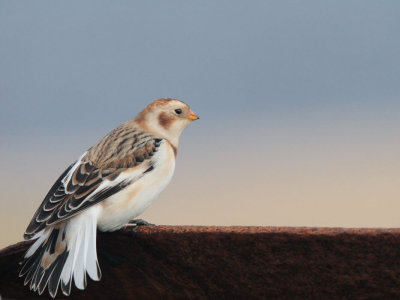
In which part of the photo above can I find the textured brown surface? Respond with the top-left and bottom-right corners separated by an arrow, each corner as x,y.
1,226 -> 400,299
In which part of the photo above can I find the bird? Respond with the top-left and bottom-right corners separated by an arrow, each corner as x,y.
19,98 -> 199,298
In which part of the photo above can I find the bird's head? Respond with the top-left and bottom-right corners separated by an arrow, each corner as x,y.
135,98 -> 199,146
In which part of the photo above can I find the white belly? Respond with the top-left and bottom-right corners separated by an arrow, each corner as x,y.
96,141 -> 175,231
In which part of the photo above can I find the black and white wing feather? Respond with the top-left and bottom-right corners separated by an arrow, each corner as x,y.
24,130 -> 163,239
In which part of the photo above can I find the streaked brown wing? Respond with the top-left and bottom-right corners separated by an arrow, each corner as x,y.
24,136 -> 163,239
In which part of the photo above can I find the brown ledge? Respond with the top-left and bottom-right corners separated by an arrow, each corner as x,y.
1,226 -> 400,299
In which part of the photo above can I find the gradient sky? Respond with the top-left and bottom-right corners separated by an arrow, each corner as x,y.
1,1 -> 400,248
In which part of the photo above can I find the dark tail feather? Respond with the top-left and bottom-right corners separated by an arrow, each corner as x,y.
19,227 -> 69,298
61,275 -> 73,296
47,251 -> 69,297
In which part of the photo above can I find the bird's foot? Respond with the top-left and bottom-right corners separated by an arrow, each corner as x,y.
128,219 -> 155,226
127,219 -> 155,238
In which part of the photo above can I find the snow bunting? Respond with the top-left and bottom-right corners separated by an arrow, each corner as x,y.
19,98 -> 199,297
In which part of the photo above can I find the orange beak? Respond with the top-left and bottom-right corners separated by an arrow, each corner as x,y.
188,111 -> 199,121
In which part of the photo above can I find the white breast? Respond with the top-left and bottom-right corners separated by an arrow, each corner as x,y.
96,140 -> 175,231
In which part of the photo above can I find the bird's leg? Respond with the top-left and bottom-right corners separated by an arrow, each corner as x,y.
127,219 -> 156,238
128,219 -> 155,226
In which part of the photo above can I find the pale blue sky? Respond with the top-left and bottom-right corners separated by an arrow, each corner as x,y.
1,1 -> 399,137
1,1 -> 400,247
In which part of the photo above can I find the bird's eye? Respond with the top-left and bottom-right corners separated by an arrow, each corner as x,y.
175,109 -> 182,115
